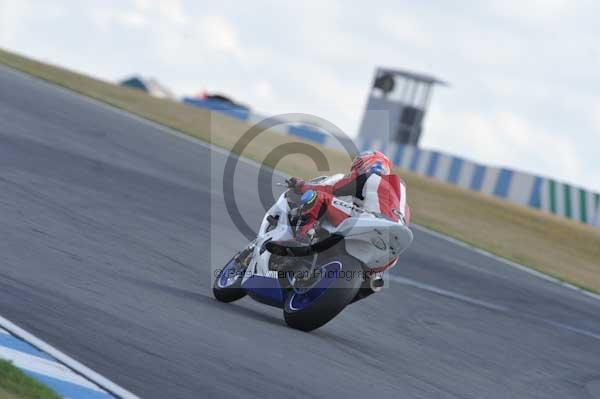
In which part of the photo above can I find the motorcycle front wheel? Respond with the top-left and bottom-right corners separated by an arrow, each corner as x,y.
213,255 -> 247,303
283,254 -> 362,331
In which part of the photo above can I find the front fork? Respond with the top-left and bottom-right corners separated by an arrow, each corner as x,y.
235,241 -> 256,269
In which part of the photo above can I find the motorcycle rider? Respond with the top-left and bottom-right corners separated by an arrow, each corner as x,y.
287,150 -> 410,271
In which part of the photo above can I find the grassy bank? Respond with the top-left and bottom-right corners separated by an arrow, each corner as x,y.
1,47 -> 599,292
0,360 -> 62,399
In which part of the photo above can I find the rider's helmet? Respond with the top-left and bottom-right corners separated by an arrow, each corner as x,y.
299,190 -> 318,209
350,150 -> 392,176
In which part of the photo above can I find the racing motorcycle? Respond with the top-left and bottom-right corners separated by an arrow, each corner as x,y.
213,175 -> 414,331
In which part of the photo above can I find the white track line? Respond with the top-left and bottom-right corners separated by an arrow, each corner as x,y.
0,315 -> 139,399
390,275 -> 600,341
412,224 -> 600,302
388,275 -> 508,312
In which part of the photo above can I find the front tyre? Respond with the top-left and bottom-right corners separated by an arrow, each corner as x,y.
283,254 -> 362,331
213,256 -> 246,303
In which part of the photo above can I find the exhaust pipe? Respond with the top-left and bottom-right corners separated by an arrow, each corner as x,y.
369,275 -> 384,292
351,274 -> 385,304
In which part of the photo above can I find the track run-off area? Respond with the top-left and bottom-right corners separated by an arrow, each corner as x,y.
1,65 -> 600,398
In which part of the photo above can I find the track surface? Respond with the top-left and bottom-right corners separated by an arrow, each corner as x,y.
1,65 -> 600,399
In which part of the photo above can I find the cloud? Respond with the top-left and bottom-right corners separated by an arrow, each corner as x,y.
89,8 -> 149,31
252,79 -> 274,102
426,107 -> 585,186
0,1 -> 67,45
487,0 -> 570,24
378,11 -> 434,49
197,15 -> 244,59
0,1 -> 24,45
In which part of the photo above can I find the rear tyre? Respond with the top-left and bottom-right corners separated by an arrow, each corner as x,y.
283,254 -> 362,331
213,256 -> 246,303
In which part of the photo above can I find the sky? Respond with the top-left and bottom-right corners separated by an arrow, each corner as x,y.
1,0 -> 599,191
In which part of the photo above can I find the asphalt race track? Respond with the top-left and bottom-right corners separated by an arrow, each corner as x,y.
1,65 -> 600,399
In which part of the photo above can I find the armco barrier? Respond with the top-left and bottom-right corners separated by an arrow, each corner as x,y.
360,139 -> 600,227
181,98 -> 600,227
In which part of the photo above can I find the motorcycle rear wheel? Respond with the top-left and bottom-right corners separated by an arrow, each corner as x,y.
283,254 -> 362,331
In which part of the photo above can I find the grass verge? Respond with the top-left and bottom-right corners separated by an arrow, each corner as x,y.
0,359 -> 62,399
1,47 -> 599,293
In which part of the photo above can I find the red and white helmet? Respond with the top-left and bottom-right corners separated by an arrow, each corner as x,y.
350,150 -> 392,175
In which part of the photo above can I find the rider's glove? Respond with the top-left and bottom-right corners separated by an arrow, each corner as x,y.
286,177 -> 305,193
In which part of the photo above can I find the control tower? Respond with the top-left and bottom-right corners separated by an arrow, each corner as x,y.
357,67 -> 446,148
